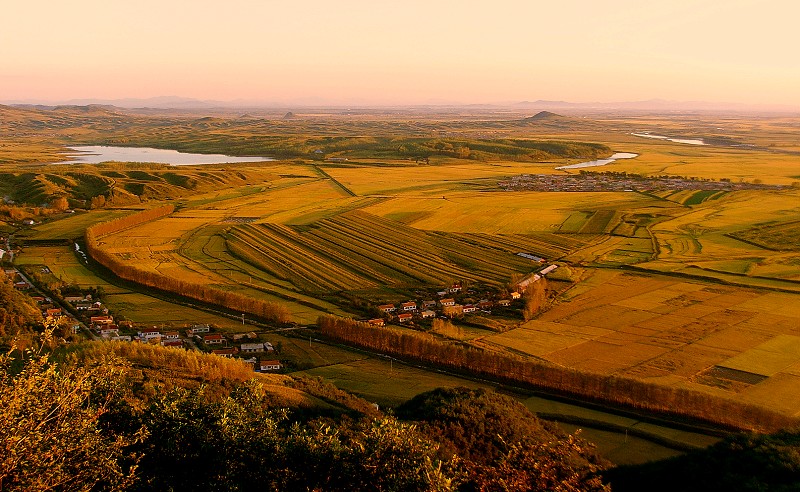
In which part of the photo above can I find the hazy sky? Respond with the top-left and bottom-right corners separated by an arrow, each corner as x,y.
2,0 -> 798,106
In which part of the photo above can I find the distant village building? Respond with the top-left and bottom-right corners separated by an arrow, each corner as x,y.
212,348 -> 237,357
397,313 -> 413,323
100,327 -> 120,338
539,264 -> 559,276
378,304 -> 396,313
515,274 -> 542,293
462,305 -> 478,314
191,324 -> 211,334
138,328 -> 162,341
259,360 -> 283,371
497,299 -> 512,307
517,253 -> 546,263
421,310 -> 436,319
440,298 -> 456,307
401,301 -> 417,312
203,334 -> 224,345
368,318 -> 385,327
162,339 -> 184,348
93,316 -> 115,326
240,343 -> 266,353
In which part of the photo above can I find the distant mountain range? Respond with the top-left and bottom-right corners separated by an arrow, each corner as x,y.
3,96 -> 798,113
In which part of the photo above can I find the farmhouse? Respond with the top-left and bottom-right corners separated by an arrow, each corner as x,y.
423,300 -> 437,308
111,335 -> 132,342
378,304 -> 396,313
100,327 -> 119,338
191,324 -> 211,334
203,334 -> 224,345
240,343 -> 266,353
93,316 -> 115,325
440,298 -> 455,307
212,348 -> 237,358
397,313 -> 413,323
401,301 -> 418,312
463,305 -> 478,314
510,292 -> 521,300
497,299 -> 512,307
138,328 -> 161,339
163,331 -> 180,340
517,253 -> 546,263
515,274 -> 542,292
421,310 -> 436,319
162,339 -> 184,348
368,318 -> 385,327
46,308 -> 62,317
259,360 -> 283,371
539,264 -> 559,276
478,300 -> 493,310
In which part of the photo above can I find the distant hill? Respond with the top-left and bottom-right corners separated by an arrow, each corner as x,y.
521,110 -> 563,121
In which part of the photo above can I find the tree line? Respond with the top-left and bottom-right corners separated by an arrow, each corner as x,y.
85,206 -> 291,324
317,315 -> 796,433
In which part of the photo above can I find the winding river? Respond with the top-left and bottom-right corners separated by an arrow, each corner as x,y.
555,152 -> 639,170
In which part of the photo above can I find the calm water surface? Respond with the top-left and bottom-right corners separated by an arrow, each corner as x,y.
632,133 -> 706,145
555,152 -> 639,170
61,146 -> 273,165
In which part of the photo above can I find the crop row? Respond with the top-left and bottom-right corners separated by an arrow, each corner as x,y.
224,210 -> 537,294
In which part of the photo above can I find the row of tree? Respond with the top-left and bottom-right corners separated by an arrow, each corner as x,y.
317,315 -> 796,433
85,207 -> 291,324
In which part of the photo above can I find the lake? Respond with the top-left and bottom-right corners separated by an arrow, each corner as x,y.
60,146 -> 273,166
632,133 -> 706,145
555,152 -> 639,170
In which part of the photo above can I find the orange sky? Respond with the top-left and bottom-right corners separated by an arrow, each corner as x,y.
2,0 -> 798,107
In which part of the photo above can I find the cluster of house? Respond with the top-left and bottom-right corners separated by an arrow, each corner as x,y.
189,325 -> 283,372
371,283 -> 517,325
499,173 -> 785,193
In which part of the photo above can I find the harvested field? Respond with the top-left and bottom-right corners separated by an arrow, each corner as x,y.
480,269 -> 800,415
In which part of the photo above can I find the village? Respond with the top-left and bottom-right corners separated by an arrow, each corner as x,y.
498,172 -> 786,193
2,267 -> 284,373
366,263 -> 558,328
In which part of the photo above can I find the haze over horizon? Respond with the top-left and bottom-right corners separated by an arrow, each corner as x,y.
2,0 -> 798,109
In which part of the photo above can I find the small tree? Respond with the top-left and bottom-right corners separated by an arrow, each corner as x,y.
0,327 -> 142,491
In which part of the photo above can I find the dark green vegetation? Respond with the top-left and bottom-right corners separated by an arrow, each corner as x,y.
730,220 -> 800,252
606,430 -> 800,491
2,329 -> 609,492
